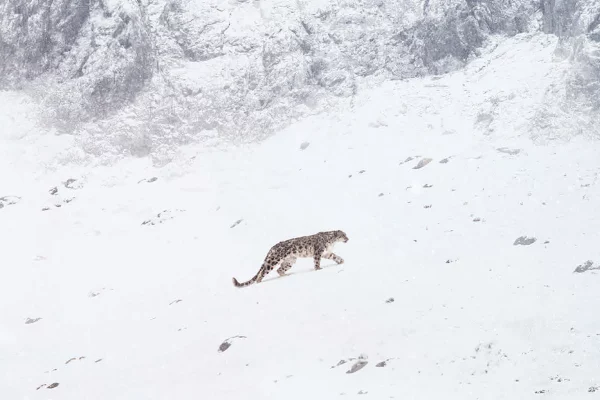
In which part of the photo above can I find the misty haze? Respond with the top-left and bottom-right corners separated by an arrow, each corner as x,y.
1,0 -> 599,398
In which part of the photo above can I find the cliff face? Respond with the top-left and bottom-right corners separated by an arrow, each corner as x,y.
532,0 -> 600,142
0,0 -> 153,123
1,0 -> 599,163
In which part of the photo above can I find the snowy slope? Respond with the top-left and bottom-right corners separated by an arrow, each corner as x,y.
2,32 -> 600,399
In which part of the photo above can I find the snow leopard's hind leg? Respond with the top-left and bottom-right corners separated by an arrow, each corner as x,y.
277,255 -> 297,276
255,252 -> 283,283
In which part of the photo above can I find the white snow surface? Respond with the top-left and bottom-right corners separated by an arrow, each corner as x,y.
1,33 -> 600,399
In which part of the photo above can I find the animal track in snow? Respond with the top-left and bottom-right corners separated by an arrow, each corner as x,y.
0,195 -> 20,209
142,209 -> 185,226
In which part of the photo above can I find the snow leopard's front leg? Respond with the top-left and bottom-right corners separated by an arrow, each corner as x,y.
322,252 -> 344,264
313,248 -> 324,270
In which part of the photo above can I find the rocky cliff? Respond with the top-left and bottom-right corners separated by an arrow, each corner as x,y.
1,0 -> 599,164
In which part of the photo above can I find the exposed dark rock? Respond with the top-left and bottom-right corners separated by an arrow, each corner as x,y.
413,158 -> 433,169
218,341 -> 231,353
138,177 -> 158,184
573,260 -> 600,273
218,335 -> 247,353
346,358 -> 368,374
513,236 -> 537,246
230,219 -> 243,228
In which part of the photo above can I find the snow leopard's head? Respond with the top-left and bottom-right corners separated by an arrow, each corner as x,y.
333,230 -> 349,243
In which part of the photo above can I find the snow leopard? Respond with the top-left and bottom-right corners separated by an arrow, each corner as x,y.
232,230 -> 349,288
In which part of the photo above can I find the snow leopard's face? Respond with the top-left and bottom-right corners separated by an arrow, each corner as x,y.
334,230 -> 349,243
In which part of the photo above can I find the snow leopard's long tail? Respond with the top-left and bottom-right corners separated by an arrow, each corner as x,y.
232,265 -> 265,288
233,249 -> 279,288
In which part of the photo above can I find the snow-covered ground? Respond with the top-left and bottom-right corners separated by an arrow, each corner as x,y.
2,32 -> 600,399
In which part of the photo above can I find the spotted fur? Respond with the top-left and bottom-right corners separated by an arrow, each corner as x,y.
232,230 -> 349,288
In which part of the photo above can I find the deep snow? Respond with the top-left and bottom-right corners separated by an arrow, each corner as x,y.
1,32 -> 600,399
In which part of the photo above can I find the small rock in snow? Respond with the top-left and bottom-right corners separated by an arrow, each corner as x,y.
573,260 -> 600,273
230,219 -> 243,228
513,236 -> 536,246
300,141 -> 310,150
385,297 -> 394,303
218,341 -> 232,352
335,359 -> 348,367
25,317 -> 42,325
63,178 -> 82,189
413,158 -> 433,169
218,335 -> 247,353
138,177 -> 158,184
497,147 -> 521,155
0,195 -> 20,209
346,359 -> 368,374
47,383 -> 59,389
